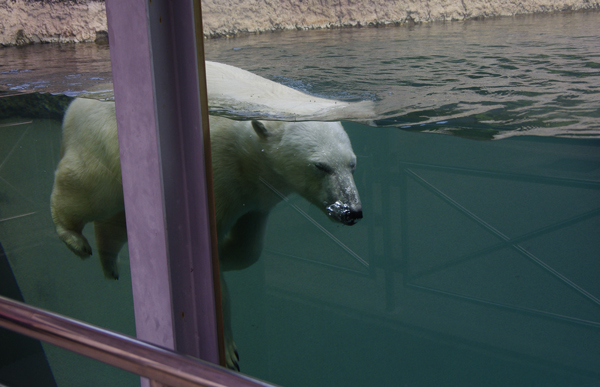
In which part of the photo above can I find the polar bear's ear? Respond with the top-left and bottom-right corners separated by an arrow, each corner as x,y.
252,120 -> 269,139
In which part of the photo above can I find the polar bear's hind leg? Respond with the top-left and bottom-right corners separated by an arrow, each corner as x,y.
94,211 -> 127,280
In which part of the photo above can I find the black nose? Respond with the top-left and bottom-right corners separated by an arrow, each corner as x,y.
350,209 -> 363,220
344,207 -> 362,225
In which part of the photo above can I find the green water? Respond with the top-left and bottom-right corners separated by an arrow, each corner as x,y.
226,123 -> 600,386
0,118 -> 137,386
1,10 -> 600,387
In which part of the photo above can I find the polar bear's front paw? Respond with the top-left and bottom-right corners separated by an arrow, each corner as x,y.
225,337 -> 240,371
59,230 -> 93,258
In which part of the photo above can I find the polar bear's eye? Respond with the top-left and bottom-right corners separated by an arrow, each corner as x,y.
314,162 -> 333,174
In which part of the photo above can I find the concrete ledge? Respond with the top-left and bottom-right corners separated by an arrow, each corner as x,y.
1,0 -> 599,45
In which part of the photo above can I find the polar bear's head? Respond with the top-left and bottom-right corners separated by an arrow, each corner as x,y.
252,120 -> 363,226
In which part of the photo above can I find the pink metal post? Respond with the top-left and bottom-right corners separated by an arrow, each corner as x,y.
104,0 -> 222,381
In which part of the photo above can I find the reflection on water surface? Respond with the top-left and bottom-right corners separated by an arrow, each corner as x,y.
1,11 -> 599,138
204,11 -> 600,138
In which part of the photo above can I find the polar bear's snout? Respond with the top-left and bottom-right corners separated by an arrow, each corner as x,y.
326,200 -> 363,225
341,203 -> 363,225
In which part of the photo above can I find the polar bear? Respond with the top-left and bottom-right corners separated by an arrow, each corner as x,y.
50,98 -> 362,370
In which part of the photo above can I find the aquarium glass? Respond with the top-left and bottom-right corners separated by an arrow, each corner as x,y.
1,9 -> 599,387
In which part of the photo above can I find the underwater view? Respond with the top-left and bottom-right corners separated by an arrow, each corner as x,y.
1,10 -> 599,387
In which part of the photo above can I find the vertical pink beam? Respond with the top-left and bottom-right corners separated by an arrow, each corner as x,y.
105,0 -> 174,351
105,1 -> 222,382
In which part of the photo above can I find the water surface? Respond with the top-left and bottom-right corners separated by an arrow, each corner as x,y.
1,11 -> 599,139
203,11 -> 600,139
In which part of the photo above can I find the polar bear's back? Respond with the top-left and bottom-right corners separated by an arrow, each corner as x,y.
206,61 -> 374,122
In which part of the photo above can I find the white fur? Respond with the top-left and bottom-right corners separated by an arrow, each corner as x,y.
206,61 -> 374,122
50,98 -> 124,266
50,98 -> 362,370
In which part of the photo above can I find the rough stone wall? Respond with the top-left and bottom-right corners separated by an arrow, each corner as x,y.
201,0 -> 600,37
1,0 -> 599,45
0,0 -> 107,45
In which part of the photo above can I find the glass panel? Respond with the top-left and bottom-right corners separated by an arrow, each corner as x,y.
1,332 -> 137,387
205,10 -> 600,387
1,336 -> 144,387
4,7 -> 599,386
228,125 -> 600,386
0,43 -> 135,387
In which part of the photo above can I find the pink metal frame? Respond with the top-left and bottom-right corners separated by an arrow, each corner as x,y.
105,0 -> 223,375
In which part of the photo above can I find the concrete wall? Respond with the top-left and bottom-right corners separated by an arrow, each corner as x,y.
1,0 -> 599,45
